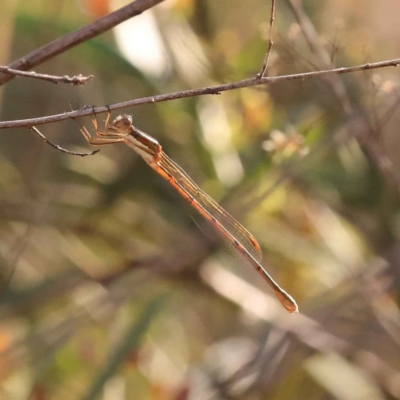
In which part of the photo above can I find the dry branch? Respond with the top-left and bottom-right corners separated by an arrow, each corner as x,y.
1,58 -> 400,129
258,0 -> 276,77
0,0 -> 166,86
0,66 -> 93,85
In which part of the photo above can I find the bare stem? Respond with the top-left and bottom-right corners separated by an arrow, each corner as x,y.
258,0 -> 276,77
1,57 -> 400,129
0,0 -> 166,86
286,0 -> 400,194
0,66 -> 93,85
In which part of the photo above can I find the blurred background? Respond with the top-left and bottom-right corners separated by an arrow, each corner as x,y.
1,0 -> 400,399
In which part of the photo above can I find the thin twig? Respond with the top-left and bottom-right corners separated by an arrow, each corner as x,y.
0,0 -> 166,86
31,126 -> 99,157
277,32 -> 320,71
1,225 -> 33,290
286,0 -> 400,193
379,93 -> 400,130
286,0 -> 330,66
287,0 -> 353,115
0,66 -> 93,85
1,57 -> 400,129
0,67 -> 93,85
201,264 -> 400,399
258,0 -> 276,77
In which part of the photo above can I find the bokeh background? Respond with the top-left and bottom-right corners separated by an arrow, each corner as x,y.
1,0 -> 400,399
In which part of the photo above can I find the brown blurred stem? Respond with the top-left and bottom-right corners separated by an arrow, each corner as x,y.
258,0 -> 276,77
286,0 -> 400,193
0,0 -> 166,86
286,0 -> 352,114
0,66 -> 93,85
1,57 -> 400,129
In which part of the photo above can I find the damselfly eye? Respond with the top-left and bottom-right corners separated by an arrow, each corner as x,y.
112,115 -> 132,132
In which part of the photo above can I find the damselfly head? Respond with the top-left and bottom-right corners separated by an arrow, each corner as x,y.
113,114 -> 133,132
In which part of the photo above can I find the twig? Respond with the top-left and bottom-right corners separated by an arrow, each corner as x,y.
2,225 -> 33,290
379,93 -> 400,131
286,0 -> 352,115
201,264 -> 400,399
31,126 -> 99,157
286,0 -> 331,66
258,0 -> 276,77
286,0 -> 400,193
277,32 -> 320,71
0,66 -> 93,85
1,57 -> 400,129
0,0 -> 166,86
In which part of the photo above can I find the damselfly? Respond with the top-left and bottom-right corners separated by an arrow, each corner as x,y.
79,112 -> 298,313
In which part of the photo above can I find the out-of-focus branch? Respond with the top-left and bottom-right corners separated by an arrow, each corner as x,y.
0,66 -> 93,85
2,57 -> 400,129
286,0 -> 400,195
201,263 -> 400,399
286,0 -> 352,114
0,0 -> 166,86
